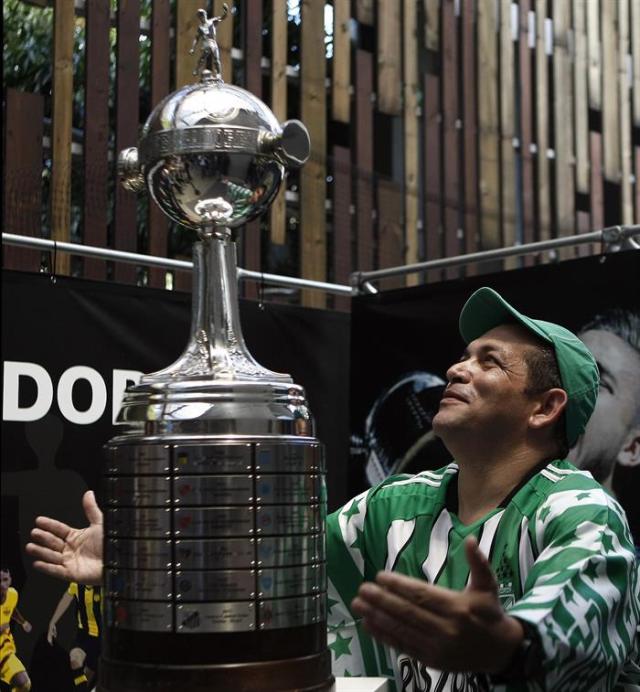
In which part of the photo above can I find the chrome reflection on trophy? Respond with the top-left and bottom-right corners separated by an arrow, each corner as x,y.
100,9 -> 332,692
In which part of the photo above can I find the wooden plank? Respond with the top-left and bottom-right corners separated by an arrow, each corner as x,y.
176,0 -> 202,89
477,0 -> 501,253
404,0 -> 419,284
300,0 -> 327,308
269,0 -> 288,245
552,0 -> 575,258
356,0 -> 374,25
3,90 -> 44,272
442,0 -> 462,277
500,0 -> 517,269
114,0 -> 140,285
377,1 -> 401,114
602,0 -> 620,181
332,146 -> 352,311
147,0 -> 171,289
355,50 -> 374,273
424,0 -> 440,51
535,0 -> 551,244
573,0 -> 589,195
619,0 -> 633,224
83,0 -> 110,281
243,0 -> 263,300
576,210 -> 591,257
332,0 -> 351,123
632,0 -> 640,126
586,0 -> 601,110
518,0 -> 536,264
590,131 -> 604,231
462,0 -> 479,272
51,0 -> 75,276
377,179 -> 404,291
424,72 -> 443,280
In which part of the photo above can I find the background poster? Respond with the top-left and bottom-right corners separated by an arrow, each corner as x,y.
1,271 -> 350,686
349,251 -> 640,547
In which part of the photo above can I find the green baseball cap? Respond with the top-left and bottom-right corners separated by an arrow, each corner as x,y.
458,287 -> 599,447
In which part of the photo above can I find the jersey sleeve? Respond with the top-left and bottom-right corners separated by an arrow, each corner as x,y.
325,485 -> 398,679
507,485 -> 640,691
67,582 -> 78,598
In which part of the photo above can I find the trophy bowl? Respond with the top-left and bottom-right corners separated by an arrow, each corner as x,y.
120,75 -> 310,231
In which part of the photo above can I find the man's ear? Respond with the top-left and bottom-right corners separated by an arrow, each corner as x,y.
529,388 -> 568,431
617,427 -> 640,468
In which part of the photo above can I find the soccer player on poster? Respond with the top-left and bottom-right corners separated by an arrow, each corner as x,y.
47,582 -> 102,692
26,288 -> 640,690
1,567 -> 32,692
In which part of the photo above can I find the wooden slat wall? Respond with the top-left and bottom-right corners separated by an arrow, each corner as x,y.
332,0 -> 351,124
3,90 -> 44,272
147,0 -> 171,289
535,0 -> 552,245
403,0 -> 419,283
462,1 -> 479,269
500,0 -> 517,270
332,146 -> 352,311
243,0 -> 263,300
6,0 -> 640,301
113,0 -> 140,284
269,0 -> 287,245
377,1 -> 401,115
553,0 -> 575,260
300,0 -> 327,309
355,50 -> 374,273
518,0 -> 535,265
442,0 -> 461,278
51,0 -> 74,276
477,0 -> 501,253
83,0 -> 110,281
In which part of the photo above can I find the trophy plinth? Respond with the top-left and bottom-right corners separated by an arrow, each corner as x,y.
100,10 -> 332,691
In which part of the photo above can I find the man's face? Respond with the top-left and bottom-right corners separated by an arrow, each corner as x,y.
569,329 -> 640,481
0,570 -> 11,594
432,323 -> 542,445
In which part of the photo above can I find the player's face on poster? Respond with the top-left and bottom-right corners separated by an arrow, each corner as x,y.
433,324 -> 537,441
569,329 -> 640,481
0,570 -> 11,593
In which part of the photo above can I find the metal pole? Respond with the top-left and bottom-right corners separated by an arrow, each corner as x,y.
352,225 -> 640,287
1,233 -> 353,296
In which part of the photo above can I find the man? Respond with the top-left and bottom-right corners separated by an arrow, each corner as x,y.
569,309 -> 640,491
47,582 -> 102,691
0,568 -> 32,692
25,288 -> 640,690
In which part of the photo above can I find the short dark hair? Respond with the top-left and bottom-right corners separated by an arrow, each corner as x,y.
522,342 -> 569,459
580,308 -> 640,353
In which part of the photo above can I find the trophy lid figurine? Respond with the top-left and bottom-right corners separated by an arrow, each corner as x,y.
104,8 -> 332,692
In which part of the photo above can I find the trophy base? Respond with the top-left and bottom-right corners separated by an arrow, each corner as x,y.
98,650 -> 335,692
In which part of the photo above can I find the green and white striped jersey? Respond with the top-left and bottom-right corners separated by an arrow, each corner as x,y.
326,460 -> 640,691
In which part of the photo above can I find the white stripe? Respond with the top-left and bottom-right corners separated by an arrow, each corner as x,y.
540,468 -> 562,482
466,510 -> 505,586
518,516 -> 535,592
385,519 -> 417,571
422,509 -> 453,582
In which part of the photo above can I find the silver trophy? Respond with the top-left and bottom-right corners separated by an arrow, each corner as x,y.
104,10 -> 332,691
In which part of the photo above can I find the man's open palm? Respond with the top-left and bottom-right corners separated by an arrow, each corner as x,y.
26,490 -> 104,586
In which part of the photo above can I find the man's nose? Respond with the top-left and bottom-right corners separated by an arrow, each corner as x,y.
446,359 -> 471,383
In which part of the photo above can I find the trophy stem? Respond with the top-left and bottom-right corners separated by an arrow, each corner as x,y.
141,229 -> 290,384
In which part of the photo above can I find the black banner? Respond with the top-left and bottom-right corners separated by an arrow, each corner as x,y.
1,271 -> 350,685
349,251 -> 640,546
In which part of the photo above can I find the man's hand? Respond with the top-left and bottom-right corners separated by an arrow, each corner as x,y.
47,623 -> 57,645
21,621 -> 32,634
25,491 -> 104,586
351,536 -> 524,674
